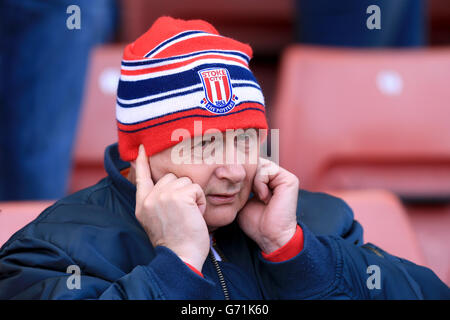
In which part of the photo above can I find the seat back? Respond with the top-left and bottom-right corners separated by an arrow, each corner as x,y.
328,189 -> 426,266
0,201 -> 55,248
407,203 -> 450,286
272,46 -> 450,200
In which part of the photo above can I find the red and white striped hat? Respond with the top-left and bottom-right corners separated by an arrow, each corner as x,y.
116,16 -> 268,161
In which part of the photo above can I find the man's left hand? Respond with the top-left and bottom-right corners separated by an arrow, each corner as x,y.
238,157 -> 299,254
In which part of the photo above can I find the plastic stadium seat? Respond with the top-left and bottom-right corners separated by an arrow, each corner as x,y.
272,46 -> 450,200
69,45 -> 125,193
272,46 -> 450,286
0,201 -> 55,248
329,189 -> 425,265
330,189 -> 450,286
407,203 -> 450,286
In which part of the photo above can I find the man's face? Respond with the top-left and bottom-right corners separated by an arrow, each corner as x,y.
147,130 -> 260,231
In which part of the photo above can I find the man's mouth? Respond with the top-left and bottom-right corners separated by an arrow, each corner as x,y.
207,192 -> 238,205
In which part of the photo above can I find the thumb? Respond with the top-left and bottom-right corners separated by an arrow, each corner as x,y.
135,144 -> 154,205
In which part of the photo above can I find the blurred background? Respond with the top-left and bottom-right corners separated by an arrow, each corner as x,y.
1,0 -> 449,286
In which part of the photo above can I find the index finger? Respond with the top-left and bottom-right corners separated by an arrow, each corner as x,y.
135,144 -> 154,204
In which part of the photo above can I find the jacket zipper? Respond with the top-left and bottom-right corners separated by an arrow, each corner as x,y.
210,238 -> 230,300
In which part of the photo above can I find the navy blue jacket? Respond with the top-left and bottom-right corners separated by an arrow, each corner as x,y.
0,144 -> 449,299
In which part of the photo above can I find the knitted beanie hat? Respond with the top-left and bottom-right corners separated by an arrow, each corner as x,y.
116,16 -> 268,161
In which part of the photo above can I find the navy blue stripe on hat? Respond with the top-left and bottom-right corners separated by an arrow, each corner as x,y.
123,50 -> 250,67
143,30 -> 208,58
117,63 -> 258,101
117,82 -> 261,109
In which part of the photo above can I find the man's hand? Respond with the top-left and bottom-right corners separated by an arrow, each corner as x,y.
134,145 -> 210,271
238,158 -> 299,254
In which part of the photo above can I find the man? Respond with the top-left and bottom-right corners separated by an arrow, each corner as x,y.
0,17 -> 449,299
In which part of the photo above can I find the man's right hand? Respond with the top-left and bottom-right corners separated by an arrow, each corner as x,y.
134,144 -> 210,272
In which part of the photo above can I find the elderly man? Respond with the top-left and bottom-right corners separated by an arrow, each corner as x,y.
0,17 -> 448,300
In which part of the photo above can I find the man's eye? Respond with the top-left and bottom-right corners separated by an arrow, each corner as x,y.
235,134 -> 245,143
235,134 -> 251,149
193,140 -> 210,149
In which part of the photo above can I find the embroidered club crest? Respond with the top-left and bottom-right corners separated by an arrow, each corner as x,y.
198,68 -> 238,114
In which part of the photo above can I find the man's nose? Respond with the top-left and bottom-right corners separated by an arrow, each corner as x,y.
214,164 -> 246,184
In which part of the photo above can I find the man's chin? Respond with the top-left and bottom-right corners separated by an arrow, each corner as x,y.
204,206 -> 239,232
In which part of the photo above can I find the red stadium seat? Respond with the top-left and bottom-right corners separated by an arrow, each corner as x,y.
328,189 -> 425,266
272,46 -> 450,200
331,189 -> 450,285
69,45 -> 125,193
0,201 -> 55,248
407,203 -> 450,286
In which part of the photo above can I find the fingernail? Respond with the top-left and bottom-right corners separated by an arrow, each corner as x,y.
137,145 -> 144,159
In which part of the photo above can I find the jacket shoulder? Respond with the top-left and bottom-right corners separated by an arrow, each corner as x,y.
297,189 -> 363,244
2,178 -> 132,248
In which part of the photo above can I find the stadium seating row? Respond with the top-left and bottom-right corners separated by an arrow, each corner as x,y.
271,46 -> 450,285
273,46 -> 450,199
117,0 -> 450,50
